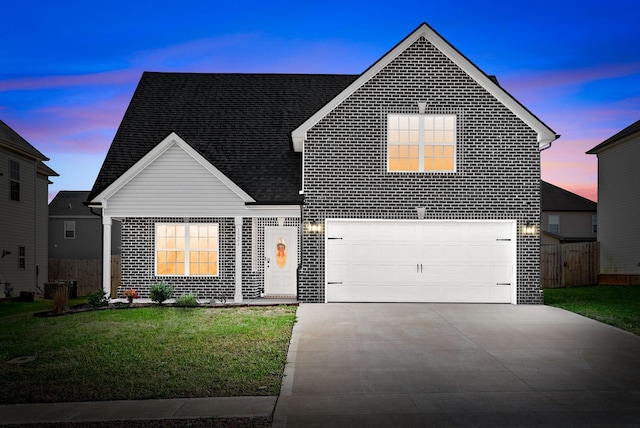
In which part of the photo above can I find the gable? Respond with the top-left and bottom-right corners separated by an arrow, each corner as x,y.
92,133 -> 254,217
292,22 -> 558,151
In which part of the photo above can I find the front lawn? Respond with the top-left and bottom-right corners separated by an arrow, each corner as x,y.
0,300 -> 296,404
544,284 -> 640,335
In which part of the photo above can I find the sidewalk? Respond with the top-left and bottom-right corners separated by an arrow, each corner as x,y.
0,397 -> 276,425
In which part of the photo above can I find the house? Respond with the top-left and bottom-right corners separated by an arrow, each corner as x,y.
0,119 -> 58,298
88,23 -> 558,304
540,181 -> 597,245
587,119 -> 640,285
49,190 -> 121,259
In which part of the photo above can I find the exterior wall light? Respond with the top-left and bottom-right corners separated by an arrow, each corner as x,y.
416,207 -> 426,220
522,222 -> 537,235
306,221 -> 323,233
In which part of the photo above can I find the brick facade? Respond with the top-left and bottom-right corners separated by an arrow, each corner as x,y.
299,36 -> 543,304
119,216 -> 300,300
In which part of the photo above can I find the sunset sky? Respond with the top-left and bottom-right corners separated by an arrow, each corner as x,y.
2,0 -> 639,202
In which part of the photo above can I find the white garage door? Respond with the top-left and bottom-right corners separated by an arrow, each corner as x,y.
325,219 -> 516,303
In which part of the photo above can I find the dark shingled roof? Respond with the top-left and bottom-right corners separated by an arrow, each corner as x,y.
0,118 -> 49,160
49,191 -> 93,216
541,181 -> 596,211
89,72 -> 359,203
587,118 -> 640,154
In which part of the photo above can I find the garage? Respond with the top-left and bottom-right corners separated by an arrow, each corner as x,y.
325,219 -> 516,303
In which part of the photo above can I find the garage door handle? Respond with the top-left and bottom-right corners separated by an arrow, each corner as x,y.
496,283 -> 511,285
328,237 -> 343,240
328,282 -> 343,285
417,264 -> 423,273
496,238 -> 511,241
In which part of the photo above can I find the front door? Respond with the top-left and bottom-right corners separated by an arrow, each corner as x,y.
264,226 -> 298,297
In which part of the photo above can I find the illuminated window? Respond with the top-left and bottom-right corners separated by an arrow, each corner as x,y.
388,114 -> 456,172
155,223 -> 218,276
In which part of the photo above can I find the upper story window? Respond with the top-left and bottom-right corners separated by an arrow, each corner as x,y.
387,114 -> 456,172
9,160 -> 20,201
548,215 -> 560,234
592,215 -> 597,233
155,223 -> 219,276
64,221 -> 76,239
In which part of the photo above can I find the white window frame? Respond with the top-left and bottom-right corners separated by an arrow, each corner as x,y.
18,246 -> 26,270
64,221 -> 76,239
387,113 -> 457,173
155,223 -> 219,277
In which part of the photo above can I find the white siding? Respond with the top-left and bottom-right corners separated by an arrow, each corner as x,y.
105,144 -> 248,217
598,138 -> 640,274
35,172 -> 49,291
0,149 -> 42,294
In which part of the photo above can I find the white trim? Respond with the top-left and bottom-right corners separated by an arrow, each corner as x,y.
234,217 -> 243,303
292,23 -> 557,152
102,216 -> 112,297
90,132 -> 255,205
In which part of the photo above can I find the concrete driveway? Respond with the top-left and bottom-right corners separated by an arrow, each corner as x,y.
273,303 -> 640,427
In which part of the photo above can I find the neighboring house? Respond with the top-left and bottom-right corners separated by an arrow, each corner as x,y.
49,191 -> 121,259
587,119 -> 640,285
88,23 -> 558,304
0,119 -> 58,297
540,181 -> 597,245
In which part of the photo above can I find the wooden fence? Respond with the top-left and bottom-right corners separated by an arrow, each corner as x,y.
541,242 -> 599,288
48,256 -> 121,297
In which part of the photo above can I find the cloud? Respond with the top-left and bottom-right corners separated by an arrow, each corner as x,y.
0,68 -> 140,92
3,91 -> 133,155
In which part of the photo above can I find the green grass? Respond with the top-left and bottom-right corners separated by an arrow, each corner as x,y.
544,285 -> 640,335
0,301 -> 296,404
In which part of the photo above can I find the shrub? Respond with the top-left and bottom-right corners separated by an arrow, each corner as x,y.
122,289 -> 139,299
87,287 -> 108,308
150,282 -> 174,304
174,293 -> 199,307
51,286 -> 69,314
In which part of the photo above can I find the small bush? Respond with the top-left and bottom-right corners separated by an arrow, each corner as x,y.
150,282 -> 174,304
175,293 -> 199,307
87,288 -> 109,307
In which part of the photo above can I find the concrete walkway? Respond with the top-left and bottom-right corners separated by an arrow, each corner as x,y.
0,397 -> 275,424
273,303 -> 640,427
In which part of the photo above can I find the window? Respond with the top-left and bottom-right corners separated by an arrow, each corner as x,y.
548,215 -> 559,234
155,223 -> 219,276
9,160 -> 20,201
64,221 -> 76,239
388,114 -> 456,172
592,215 -> 597,233
18,246 -> 25,270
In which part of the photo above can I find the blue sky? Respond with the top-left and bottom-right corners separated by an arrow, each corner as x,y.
1,0 -> 639,202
